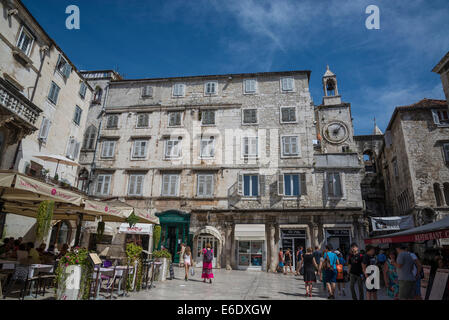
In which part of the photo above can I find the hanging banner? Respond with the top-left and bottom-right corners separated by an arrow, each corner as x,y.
119,223 -> 153,235
371,215 -> 414,232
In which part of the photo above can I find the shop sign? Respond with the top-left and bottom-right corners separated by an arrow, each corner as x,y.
371,215 -> 414,232
281,229 -> 306,237
326,229 -> 350,237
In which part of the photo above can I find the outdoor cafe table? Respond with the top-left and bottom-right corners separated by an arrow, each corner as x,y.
0,260 -> 18,271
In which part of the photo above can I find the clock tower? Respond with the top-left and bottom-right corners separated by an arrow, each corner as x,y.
316,66 -> 356,153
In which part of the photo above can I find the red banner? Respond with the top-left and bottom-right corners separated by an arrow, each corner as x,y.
365,228 -> 449,244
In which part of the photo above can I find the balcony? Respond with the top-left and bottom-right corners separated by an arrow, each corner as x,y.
0,77 -> 41,129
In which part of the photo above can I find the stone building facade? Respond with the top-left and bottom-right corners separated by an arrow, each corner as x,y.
0,0 -> 92,242
432,51 -> 449,107
87,66 -> 366,271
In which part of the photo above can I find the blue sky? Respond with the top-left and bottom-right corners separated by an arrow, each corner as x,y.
22,0 -> 449,135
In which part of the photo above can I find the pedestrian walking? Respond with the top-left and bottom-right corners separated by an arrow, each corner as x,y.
383,249 -> 399,299
319,244 -> 338,299
183,246 -> 193,281
178,243 -> 186,267
295,246 -> 304,276
347,243 -> 364,300
408,249 -> 423,300
299,247 -> 318,297
312,246 -> 321,265
284,248 -> 293,274
278,248 -> 285,273
392,244 -> 416,300
335,250 -> 346,296
201,243 -> 214,284
362,245 -> 378,300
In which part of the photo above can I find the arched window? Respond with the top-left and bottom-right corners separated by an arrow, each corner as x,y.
83,125 -> 97,150
93,87 -> 103,103
326,79 -> 336,96
77,168 -> 89,192
49,221 -> 71,248
434,183 -> 443,207
443,183 -> 449,206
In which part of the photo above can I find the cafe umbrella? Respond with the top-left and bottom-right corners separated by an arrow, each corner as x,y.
33,154 -> 80,178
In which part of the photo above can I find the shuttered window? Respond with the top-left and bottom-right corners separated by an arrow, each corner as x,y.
132,140 -> 148,158
281,77 -> 294,91
282,136 -> 299,156
17,27 -> 34,56
66,138 -> 80,160
197,174 -> 214,197
161,174 -> 180,196
106,115 -> 119,129
136,113 -> 150,128
79,82 -> 87,99
205,82 -> 217,95
165,140 -> 181,158
38,117 -> 51,142
243,109 -> 257,124
101,140 -> 116,158
128,174 -> 144,196
327,172 -> 343,198
48,82 -> 60,104
173,83 -> 185,97
96,174 -> 112,195
142,85 -> 153,97
241,174 -> 259,197
432,109 -> 449,125
280,107 -> 297,123
200,138 -> 215,158
83,125 -> 97,150
201,110 -> 215,125
56,54 -> 72,79
242,137 -> 258,158
244,79 -> 256,93
73,105 -> 82,125
168,112 -> 182,126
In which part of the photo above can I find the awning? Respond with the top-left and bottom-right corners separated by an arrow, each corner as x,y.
119,223 -> 153,235
234,224 -> 266,240
89,199 -> 159,225
83,199 -> 129,223
365,215 -> 449,245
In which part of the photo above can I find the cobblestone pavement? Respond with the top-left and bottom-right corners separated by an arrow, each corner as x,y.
124,266 -> 393,300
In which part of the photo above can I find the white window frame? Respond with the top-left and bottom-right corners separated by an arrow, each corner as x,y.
280,106 -> 298,124
142,85 -> 153,97
168,111 -> 182,127
73,105 -> 82,126
79,82 -> 87,99
200,137 -> 215,159
48,81 -> 60,105
136,113 -> 150,128
281,135 -> 300,157
242,109 -> 258,125
164,139 -> 181,159
96,174 -> 112,196
197,174 -> 214,198
432,109 -> 449,126
128,174 -> 145,196
278,173 -> 304,197
161,174 -> 180,197
56,54 -> 72,79
132,140 -> 149,159
325,172 -> 344,199
240,174 -> 259,198
280,77 -> 295,92
204,81 -> 218,95
106,114 -> 119,129
101,140 -> 116,159
201,110 -> 216,126
172,83 -> 186,97
242,137 -> 259,159
243,79 -> 257,94
16,26 -> 34,56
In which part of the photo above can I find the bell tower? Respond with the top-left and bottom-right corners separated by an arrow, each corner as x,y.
322,65 -> 341,106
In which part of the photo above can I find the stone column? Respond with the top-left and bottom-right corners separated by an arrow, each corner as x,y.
225,223 -> 233,270
267,223 -> 277,272
230,225 -> 236,270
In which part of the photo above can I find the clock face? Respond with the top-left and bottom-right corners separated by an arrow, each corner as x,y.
324,122 -> 349,143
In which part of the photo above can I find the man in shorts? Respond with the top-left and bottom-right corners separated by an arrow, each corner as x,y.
393,244 -> 416,300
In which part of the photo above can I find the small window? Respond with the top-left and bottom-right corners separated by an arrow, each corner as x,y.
161,174 -> 180,196
83,125 -> 96,150
197,174 -> 214,197
281,77 -> 294,92
444,144 -> 449,164
66,138 -> 80,160
242,174 -> 259,197
93,87 -> 103,104
432,109 -> 449,125
48,82 -> 60,104
16,27 -> 34,56
79,82 -> 87,99
128,174 -> 144,196
242,109 -> 258,124
136,113 -> 150,128
165,139 -> 181,159
106,114 -> 119,129
243,79 -> 257,94
282,136 -> 299,157
168,112 -> 182,127
132,140 -> 148,159
201,110 -> 215,125
205,81 -> 218,95
173,83 -> 186,97
38,117 -> 51,142
96,174 -> 112,195
327,172 -> 343,198
242,137 -> 258,158
73,105 -> 82,125
280,107 -> 297,123
200,138 -> 215,158
101,140 -> 116,158
56,54 -> 72,79
142,85 -> 153,97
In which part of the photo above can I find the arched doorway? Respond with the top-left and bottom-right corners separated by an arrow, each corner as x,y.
193,226 -> 223,268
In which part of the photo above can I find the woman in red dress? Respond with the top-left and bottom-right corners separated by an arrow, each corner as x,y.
202,243 -> 214,283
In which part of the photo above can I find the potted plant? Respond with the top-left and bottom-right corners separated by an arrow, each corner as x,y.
55,247 -> 93,300
152,249 -> 172,281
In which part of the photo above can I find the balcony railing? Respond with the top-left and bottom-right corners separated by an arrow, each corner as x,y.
0,78 -> 41,127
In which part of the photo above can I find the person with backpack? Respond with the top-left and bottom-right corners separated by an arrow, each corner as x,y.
347,243 -> 364,300
318,244 -> 338,299
202,243 -> 214,284
362,245 -> 378,300
335,250 -> 346,296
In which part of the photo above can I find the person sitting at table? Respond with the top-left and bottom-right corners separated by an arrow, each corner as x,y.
27,242 -> 41,264
37,243 -> 46,255
17,244 -> 29,264
57,244 -> 69,259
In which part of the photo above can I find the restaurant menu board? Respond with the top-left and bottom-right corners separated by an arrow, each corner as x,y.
421,266 -> 431,300
89,253 -> 102,266
429,269 -> 449,300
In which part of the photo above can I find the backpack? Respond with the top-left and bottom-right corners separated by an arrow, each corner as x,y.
323,252 -> 334,271
336,263 -> 344,280
204,249 -> 213,263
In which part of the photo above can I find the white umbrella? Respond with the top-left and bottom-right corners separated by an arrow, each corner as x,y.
33,154 -> 80,177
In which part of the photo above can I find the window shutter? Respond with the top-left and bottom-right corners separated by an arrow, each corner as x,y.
96,176 -> 103,194
66,139 -> 75,159
39,118 -> 51,141
108,141 -> 115,157
103,175 -> 111,195
237,173 -> 243,195
278,173 -> 284,196
129,175 -> 136,195
206,175 -> 213,196
259,175 -> 265,197
444,144 -> 449,163
324,172 -> 329,199
133,141 -> 140,158
291,136 -> 298,155
162,175 -> 170,195
340,173 -> 346,198
63,63 -> 72,78
432,110 -> 441,125
300,173 -> 307,195
73,141 -> 80,159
